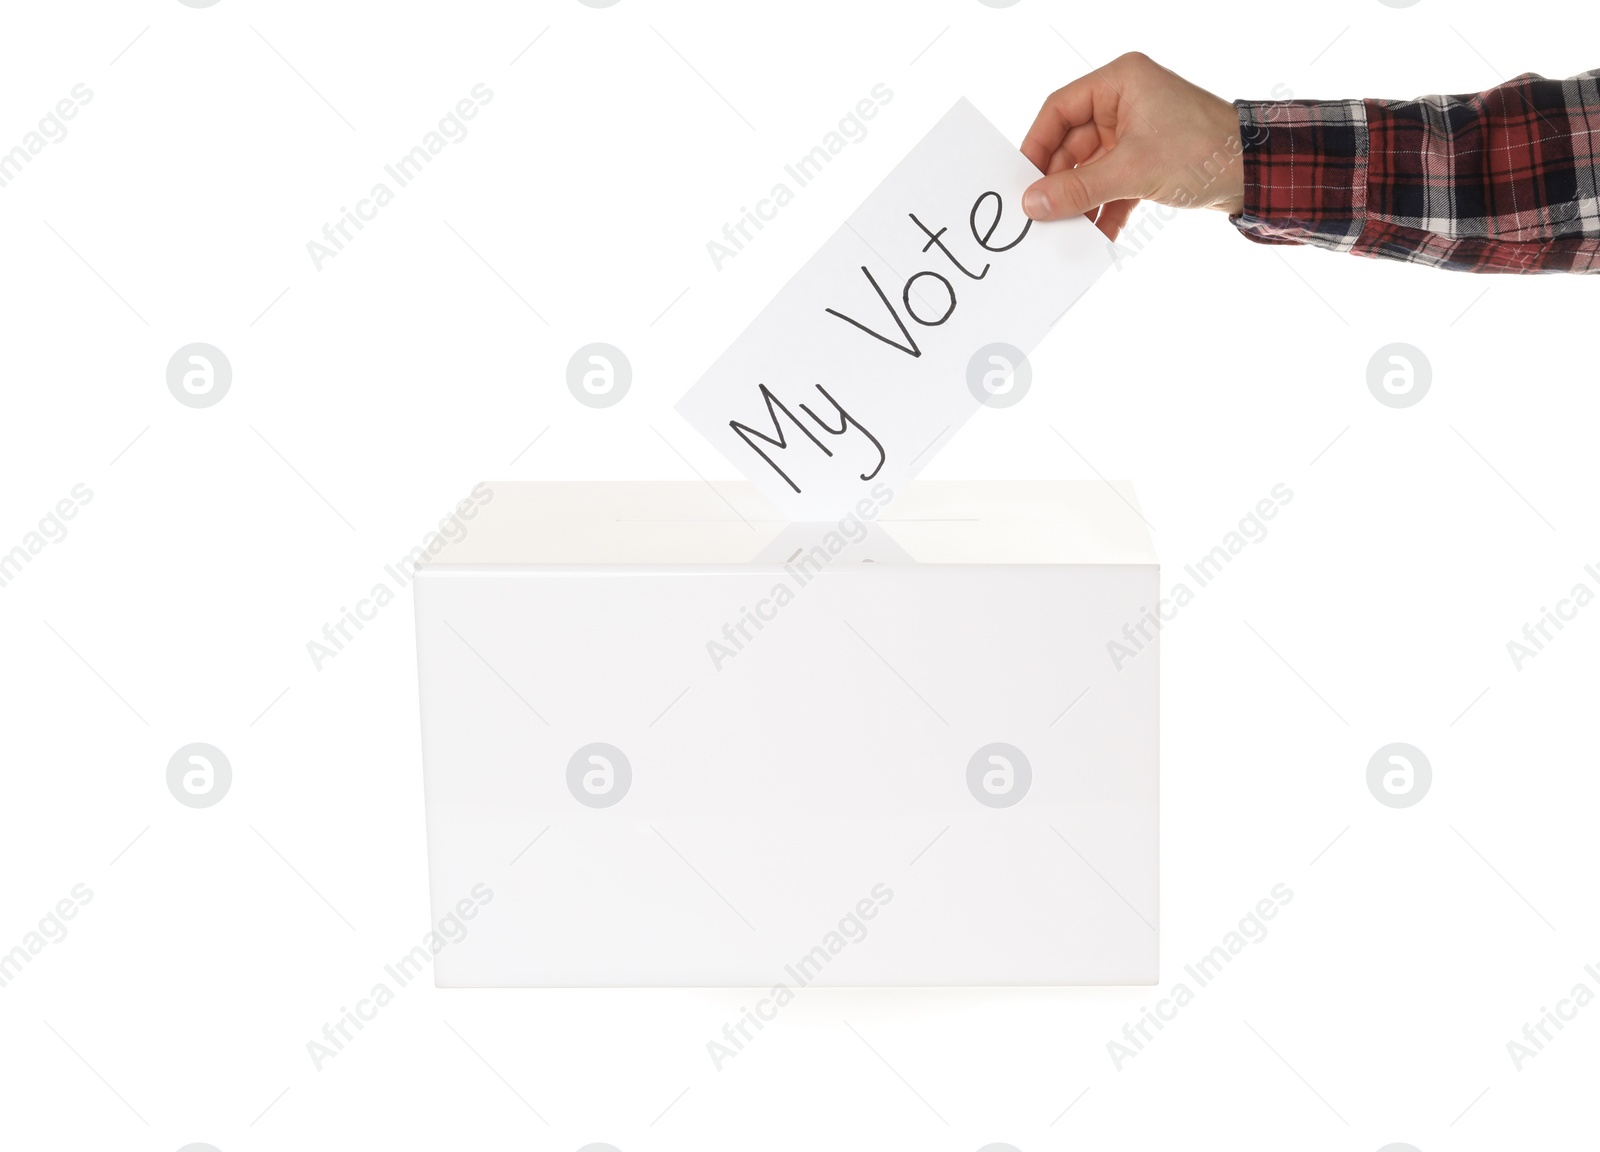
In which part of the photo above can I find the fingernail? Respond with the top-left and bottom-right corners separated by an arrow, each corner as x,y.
1022,187 -> 1049,219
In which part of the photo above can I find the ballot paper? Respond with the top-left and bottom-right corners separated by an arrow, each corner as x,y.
676,97 -> 1113,520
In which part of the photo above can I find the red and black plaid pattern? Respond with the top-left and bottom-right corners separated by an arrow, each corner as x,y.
1232,71 -> 1600,273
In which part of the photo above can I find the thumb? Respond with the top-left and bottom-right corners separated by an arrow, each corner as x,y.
1022,148 -> 1146,222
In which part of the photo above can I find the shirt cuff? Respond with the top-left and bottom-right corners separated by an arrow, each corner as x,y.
1230,98 -> 1370,253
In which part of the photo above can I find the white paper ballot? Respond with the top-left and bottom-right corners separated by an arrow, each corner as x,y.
676,97 -> 1113,520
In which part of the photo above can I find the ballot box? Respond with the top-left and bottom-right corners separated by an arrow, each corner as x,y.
414,480 -> 1159,986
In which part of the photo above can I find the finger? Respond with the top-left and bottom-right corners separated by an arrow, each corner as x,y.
1094,198 -> 1139,241
1020,71 -> 1119,172
1022,148 -> 1146,221
1045,123 -> 1108,176
1062,139 -> 1115,230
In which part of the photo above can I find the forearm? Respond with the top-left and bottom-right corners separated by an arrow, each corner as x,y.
1232,71 -> 1600,273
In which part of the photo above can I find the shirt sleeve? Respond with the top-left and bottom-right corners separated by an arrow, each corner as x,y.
1231,71 -> 1600,273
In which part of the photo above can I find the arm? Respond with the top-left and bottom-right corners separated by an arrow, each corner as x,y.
1234,73 -> 1600,273
1021,55 -> 1600,274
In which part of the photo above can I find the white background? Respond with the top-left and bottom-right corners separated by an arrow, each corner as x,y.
2,1 -> 1597,1149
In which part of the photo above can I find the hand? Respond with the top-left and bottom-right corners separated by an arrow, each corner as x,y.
1020,52 -> 1245,240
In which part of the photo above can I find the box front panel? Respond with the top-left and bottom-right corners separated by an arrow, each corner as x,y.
415,563 -> 1158,986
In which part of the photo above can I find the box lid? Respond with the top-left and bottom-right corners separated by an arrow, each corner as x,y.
417,481 -> 1157,567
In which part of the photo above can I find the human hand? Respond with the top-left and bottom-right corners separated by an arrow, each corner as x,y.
1020,52 -> 1245,239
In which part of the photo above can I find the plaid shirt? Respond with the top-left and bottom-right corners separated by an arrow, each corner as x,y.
1232,71 -> 1600,273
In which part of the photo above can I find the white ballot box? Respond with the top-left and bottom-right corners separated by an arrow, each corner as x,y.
413,481 -> 1159,986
